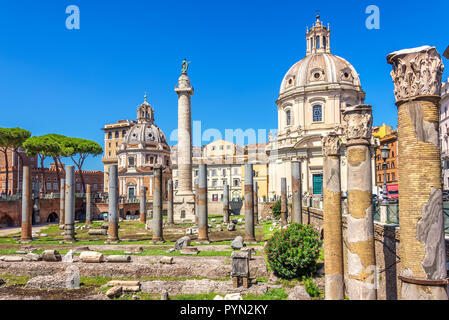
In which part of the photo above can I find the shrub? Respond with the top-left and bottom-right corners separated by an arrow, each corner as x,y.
264,223 -> 322,279
272,200 -> 281,219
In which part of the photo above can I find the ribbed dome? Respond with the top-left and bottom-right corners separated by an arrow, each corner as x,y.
279,53 -> 361,95
123,122 -> 168,146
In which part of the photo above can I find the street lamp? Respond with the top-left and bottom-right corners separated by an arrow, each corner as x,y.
381,144 -> 390,204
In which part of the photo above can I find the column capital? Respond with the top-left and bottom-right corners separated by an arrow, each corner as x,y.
343,104 -> 373,143
387,46 -> 444,103
322,132 -> 341,157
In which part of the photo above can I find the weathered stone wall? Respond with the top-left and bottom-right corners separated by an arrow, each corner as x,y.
301,206 -> 449,300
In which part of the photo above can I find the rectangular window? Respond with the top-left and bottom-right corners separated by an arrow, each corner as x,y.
313,105 -> 322,122
312,174 -> 323,195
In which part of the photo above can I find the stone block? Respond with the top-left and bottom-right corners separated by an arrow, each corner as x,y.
42,250 -> 62,262
80,251 -> 104,263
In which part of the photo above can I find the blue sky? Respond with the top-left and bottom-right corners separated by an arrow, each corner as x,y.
0,0 -> 448,171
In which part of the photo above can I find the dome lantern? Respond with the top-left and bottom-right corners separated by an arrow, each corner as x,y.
137,92 -> 155,124
306,13 -> 331,55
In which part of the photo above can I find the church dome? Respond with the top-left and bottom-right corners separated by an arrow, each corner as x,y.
279,52 -> 362,95
278,14 -> 362,97
120,95 -> 168,148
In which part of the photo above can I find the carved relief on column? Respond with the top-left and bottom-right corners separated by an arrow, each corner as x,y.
322,132 -> 340,157
387,46 -> 444,103
343,105 -> 373,143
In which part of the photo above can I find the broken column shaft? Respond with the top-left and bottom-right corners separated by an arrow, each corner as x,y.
280,177 -> 288,226
244,163 -> 256,242
140,186 -> 146,223
64,165 -> 76,242
387,46 -> 448,300
253,181 -> 259,224
20,166 -> 32,242
291,161 -> 302,224
322,132 -> 344,300
167,179 -> 174,225
59,178 -> 65,228
152,165 -> 164,243
107,165 -> 119,243
223,183 -> 230,224
344,104 -> 376,300
198,164 -> 210,242
86,184 -> 92,225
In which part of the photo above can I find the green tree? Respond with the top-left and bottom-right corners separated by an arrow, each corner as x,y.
23,135 -> 63,193
0,127 -> 31,195
63,137 -> 103,193
272,200 -> 281,219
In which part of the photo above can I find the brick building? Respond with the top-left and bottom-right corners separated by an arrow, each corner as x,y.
373,123 -> 398,188
0,148 -> 103,196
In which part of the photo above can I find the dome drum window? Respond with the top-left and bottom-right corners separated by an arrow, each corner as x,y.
312,105 -> 323,122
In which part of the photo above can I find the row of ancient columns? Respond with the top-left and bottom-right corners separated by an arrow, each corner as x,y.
322,46 -> 448,300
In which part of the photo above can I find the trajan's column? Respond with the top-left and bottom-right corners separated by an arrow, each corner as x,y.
387,46 -> 448,300
174,59 -> 196,221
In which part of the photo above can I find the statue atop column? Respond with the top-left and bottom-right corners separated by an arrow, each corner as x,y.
181,58 -> 191,74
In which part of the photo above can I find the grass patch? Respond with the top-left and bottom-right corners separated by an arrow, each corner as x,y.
243,288 -> 288,300
171,292 -> 219,300
0,274 -> 31,285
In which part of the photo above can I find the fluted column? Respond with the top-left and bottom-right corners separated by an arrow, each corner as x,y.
291,161 -> 302,224
194,178 -> 199,225
86,184 -> 92,225
198,164 -> 210,242
64,165 -> 76,243
343,104 -> 376,300
280,178 -> 288,226
387,46 -> 448,300
107,165 -> 119,243
152,165 -> 164,243
140,186 -> 146,223
244,163 -> 256,242
167,179 -> 174,225
59,178 -> 65,228
20,166 -> 32,242
322,132 -> 344,300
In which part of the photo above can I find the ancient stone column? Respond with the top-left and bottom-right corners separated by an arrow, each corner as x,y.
86,184 -> 92,225
20,166 -> 32,242
194,178 -> 199,225
152,165 -> 164,243
198,164 -> 210,242
291,161 -> 303,224
140,186 -> 146,223
64,165 -> 76,243
322,132 -> 344,300
59,178 -> 65,228
174,68 -> 195,221
223,183 -> 230,224
107,165 -> 119,243
167,179 -> 174,225
343,104 -> 376,300
387,46 -> 448,300
244,164 -> 256,243
280,177 -> 288,226
253,181 -> 259,224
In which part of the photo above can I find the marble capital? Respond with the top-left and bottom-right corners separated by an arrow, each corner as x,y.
387,46 -> 444,102
343,104 -> 373,141
322,132 -> 341,157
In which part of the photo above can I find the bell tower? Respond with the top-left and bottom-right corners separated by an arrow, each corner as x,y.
137,93 -> 155,123
306,14 -> 331,55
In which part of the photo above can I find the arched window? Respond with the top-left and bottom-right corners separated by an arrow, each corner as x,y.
286,110 -> 291,126
312,105 -> 322,122
316,36 -> 320,49
323,36 -> 327,49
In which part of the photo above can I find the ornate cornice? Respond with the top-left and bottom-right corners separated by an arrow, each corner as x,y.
343,104 -> 373,142
387,46 -> 444,102
322,132 -> 340,157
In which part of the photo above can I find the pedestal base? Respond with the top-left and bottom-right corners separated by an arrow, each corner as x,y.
174,193 -> 196,222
